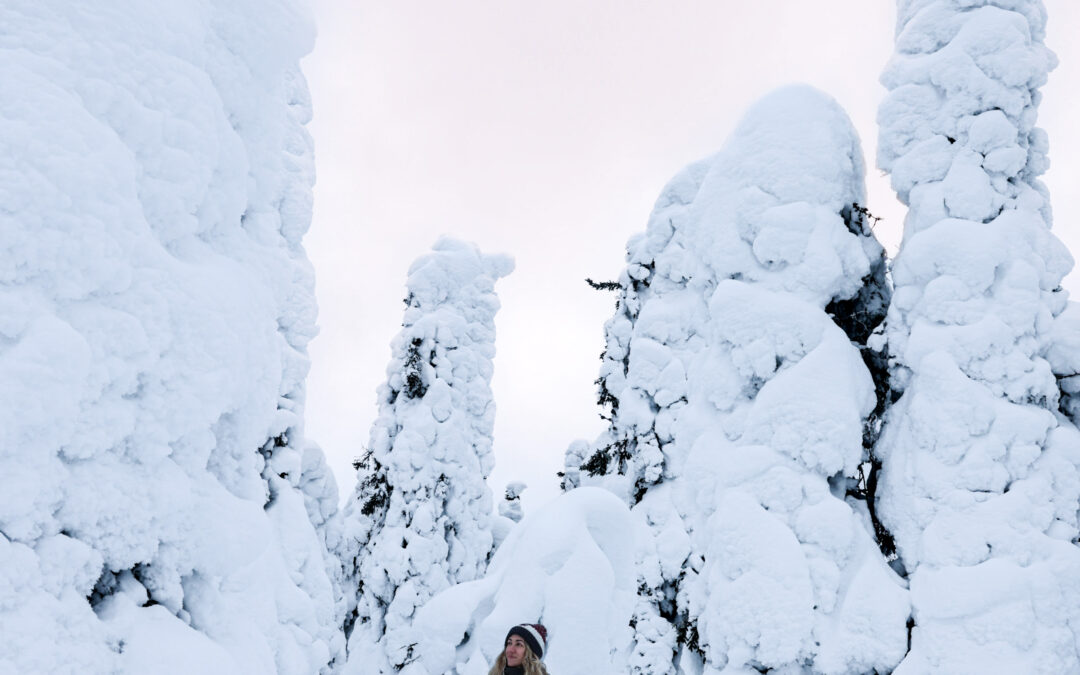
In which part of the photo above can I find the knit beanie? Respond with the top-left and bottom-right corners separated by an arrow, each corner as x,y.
505,623 -> 547,659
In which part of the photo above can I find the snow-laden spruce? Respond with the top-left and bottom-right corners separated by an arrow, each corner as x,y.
339,238 -> 512,674
499,481 -> 528,523
876,1 -> 1080,671
568,85 -> 909,674
0,2 -> 344,673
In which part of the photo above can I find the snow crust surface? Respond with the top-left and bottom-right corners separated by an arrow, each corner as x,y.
0,1 -> 344,672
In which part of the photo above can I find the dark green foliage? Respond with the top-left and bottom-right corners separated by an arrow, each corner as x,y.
397,643 -> 418,669
355,450 -> 392,517
630,262 -> 655,294
851,337 -> 899,561
596,375 -> 619,421
360,477 -> 390,517
586,278 -> 622,291
131,564 -> 158,608
404,373 -> 425,400
582,446 -> 611,476
847,455 -> 896,561
829,204 -> 890,345
434,473 -> 449,496
403,337 -> 428,400
827,261 -> 890,346
582,437 -> 630,477
825,203 -> 901,562
680,614 -> 702,659
655,578 -> 679,622
842,202 -> 882,235
342,607 -> 359,640
632,477 -> 649,505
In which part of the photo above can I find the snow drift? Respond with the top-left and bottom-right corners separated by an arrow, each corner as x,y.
412,487 -> 640,674
0,1 -> 343,673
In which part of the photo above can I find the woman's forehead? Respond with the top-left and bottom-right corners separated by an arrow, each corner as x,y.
507,635 -> 526,642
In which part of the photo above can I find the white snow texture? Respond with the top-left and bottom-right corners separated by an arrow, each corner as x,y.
877,1 -> 1080,672
0,1 -> 344,674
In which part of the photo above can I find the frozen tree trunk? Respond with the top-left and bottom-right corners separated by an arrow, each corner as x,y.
569,85 -> 909,674
339,238 -> 512,674
0,1 -> 344,673
876,1 -> 1080,671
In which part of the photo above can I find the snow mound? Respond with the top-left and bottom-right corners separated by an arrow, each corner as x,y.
412,487 -> 640,674
0,1 -> 342,672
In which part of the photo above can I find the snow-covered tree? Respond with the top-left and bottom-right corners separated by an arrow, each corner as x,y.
339,238 -> 512,674
876,0 -> 1080,671
300,440 -> 351,648
499,482 -> 527,523
569,85 -> 910,673
0,1 -> 343,673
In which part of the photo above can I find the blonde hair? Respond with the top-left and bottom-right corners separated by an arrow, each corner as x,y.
487,644 -> 549,675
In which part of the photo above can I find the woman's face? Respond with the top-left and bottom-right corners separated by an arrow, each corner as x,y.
505,635 -> 527,667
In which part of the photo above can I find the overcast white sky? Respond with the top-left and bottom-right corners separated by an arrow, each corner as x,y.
301,1 -> 1080,514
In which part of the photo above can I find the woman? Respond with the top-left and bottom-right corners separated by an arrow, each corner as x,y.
488,623 -> 549,675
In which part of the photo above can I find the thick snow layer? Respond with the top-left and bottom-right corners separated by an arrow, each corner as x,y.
568,85 -> 908,673
0,1 -> 344,673
877,0 -> 1080,671
339,238 -> 512,674
411,487 -> 640,674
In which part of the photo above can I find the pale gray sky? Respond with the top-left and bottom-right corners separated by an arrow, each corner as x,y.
302,1 -> 1080,514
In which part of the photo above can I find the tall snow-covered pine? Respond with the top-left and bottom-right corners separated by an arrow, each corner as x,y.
876,1 -> 1080,671
340,238 -> 512,674
0,2 -> 343,673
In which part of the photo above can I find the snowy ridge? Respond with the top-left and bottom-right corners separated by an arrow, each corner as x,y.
0,1 -> 344,673
566,86 -> 909,674
339,238 -> 513,674
876,0 -> 1080,671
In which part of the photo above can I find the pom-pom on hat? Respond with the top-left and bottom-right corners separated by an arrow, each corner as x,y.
506,623 -> 547,659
